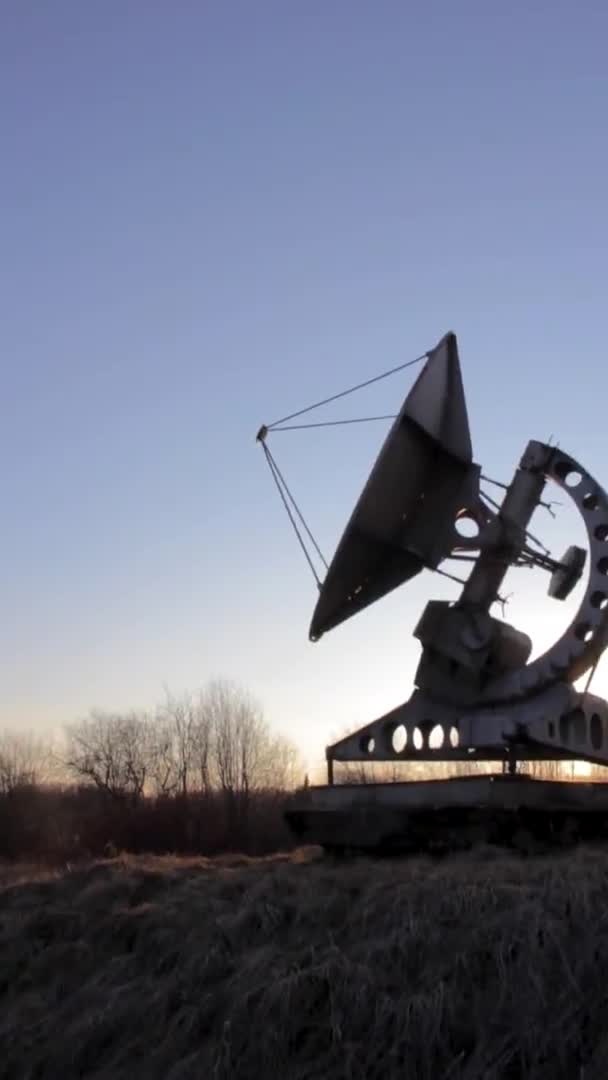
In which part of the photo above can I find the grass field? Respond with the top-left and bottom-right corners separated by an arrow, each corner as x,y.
1,845 -> 607,1079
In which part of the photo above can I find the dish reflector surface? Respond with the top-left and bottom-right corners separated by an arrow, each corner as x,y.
309,332 -> 476,640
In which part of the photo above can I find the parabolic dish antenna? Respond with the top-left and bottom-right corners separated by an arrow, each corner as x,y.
309,332 -> 479,641
256,331 -> 608,854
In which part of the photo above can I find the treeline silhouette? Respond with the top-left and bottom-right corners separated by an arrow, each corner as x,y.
0,681 -> 302,863
3,679 -> 605,864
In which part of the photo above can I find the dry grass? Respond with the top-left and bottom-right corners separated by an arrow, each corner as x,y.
1,846 -> 608,1079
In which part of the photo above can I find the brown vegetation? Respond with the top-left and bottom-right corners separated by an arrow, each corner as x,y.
2,845 -> 608,1078
4,681 -> 608,1076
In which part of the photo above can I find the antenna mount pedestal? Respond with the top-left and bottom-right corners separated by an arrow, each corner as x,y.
319,438 -> 608,787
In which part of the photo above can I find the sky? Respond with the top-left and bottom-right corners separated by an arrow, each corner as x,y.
1,1 -> 607,773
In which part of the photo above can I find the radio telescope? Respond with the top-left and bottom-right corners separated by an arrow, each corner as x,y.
257,333 -> 608,852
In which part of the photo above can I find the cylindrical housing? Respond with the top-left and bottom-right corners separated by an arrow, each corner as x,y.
461,449 -> 547,609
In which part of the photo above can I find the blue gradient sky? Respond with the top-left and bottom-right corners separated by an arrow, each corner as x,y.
2,2 -> 607,771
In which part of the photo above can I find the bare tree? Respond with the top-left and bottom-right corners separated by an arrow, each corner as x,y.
171,692 -> 196,797
203,679 -> 300,799
149,689 -> 213,797
65,710 -> 152,803
269,732 -> 302,790
0,731 -> 51,793
207,680 -> 261,800
190,690 -> 212,795
147,712 -> 179,796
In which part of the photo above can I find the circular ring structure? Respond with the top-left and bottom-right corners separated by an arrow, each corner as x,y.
482,441 -> 608,703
